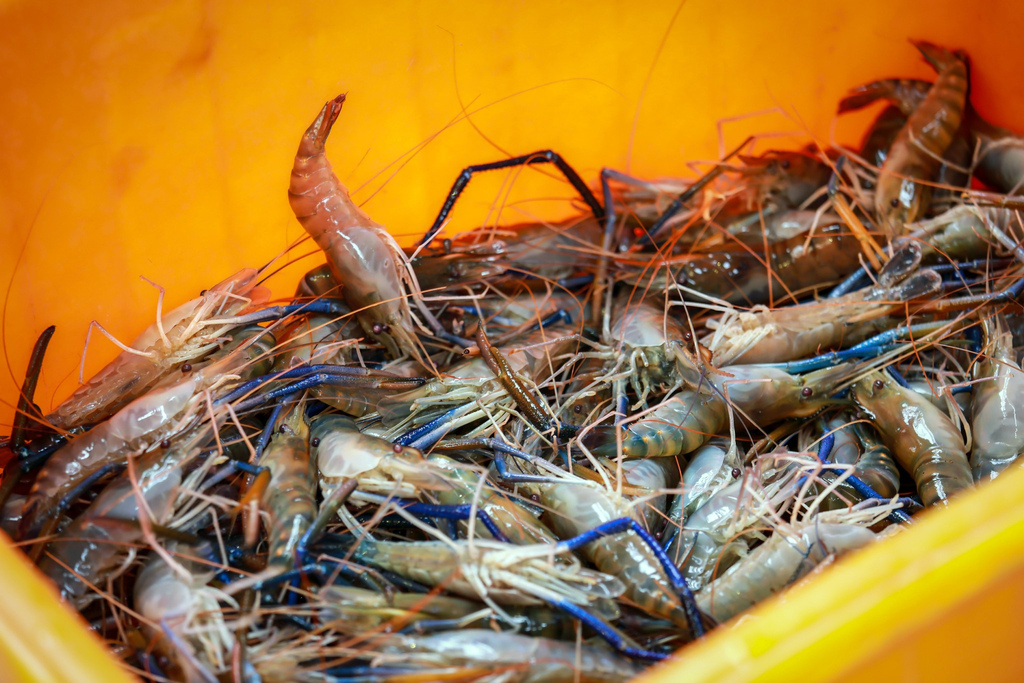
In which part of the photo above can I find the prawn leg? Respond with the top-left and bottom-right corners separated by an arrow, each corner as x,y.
636,136 -> 753,247
418,150 -> 605,248
555,516 -> 705,638
0,326 -> 58,512
548,599 -> 668,661
204,299 -> 349,326
435,436 -> 573,484
772,321 -> 952,374
215,366 -> 425,407
822,468 -> 914,524
295,479 -> 358,562
227,373 -> 425,413
476,327 -> 576,440
812,432 -> 912,525
362,496 -> 512,544
393,402 -> 484,449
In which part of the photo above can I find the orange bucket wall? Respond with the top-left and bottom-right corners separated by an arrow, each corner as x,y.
1,1 -> 1024,681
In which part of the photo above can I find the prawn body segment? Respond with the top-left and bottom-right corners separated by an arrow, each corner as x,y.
854,371 -> 973,506
289,95 -> 423,363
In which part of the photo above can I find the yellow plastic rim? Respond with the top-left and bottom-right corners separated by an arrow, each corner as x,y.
0,533 -> 135,683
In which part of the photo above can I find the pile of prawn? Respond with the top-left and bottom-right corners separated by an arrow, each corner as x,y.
5,40 -> 1024,682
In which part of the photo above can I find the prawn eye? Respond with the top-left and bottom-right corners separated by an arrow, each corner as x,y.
279,424 -> 291,434
200,289 -> 208,296
731,468 -> 741,478
160,438 -> 172,449
780,159 -> 790,170
683,331 -> 693,343
372,323 -> 384,334
181,363 -> 192,373
801,387 -> 813,398
442,238 -> 453,254
890,197 -> 900,208
529,493 -> 540,502
393,444 -> 403,453
874,379 -> 885,390
573,405 -> 583,414
310,437 -> 320,447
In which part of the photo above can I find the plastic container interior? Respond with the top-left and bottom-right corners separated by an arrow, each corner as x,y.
1,1 -> 1023,680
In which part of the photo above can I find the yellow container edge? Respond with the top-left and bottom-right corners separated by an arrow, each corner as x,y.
0,531 -> 136,683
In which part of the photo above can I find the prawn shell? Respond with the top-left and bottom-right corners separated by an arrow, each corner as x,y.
698,523 -> 876,622
541,483 -> 694,632
970,317 -> 1024,481
874,43 -> 967,235
854,372 -> 973,506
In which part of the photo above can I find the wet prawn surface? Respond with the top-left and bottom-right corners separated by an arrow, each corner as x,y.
5,40 -> 1024,682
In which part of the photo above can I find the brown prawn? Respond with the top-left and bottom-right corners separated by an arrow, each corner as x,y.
873,42 -> 967,235
853,370 -> 973,506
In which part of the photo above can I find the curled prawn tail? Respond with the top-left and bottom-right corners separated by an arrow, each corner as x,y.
289,94 -> 380,237
912,40 -> 962,74
838,82 -> 893,114
300,94 -> 346,157
837,79 -> 931,116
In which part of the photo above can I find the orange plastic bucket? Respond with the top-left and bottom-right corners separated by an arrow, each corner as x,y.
2,1 -> 1023,680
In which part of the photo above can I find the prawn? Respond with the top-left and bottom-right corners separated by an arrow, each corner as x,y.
348,531 -> 625,614
669,458 -> 797,590
411,215 -> 605,291
663,220 -> 867,305
584,388 -> 727,459
134,542 -> 241,683
319,586 -> 576,639
707,248 -> 940,365
970,315 -> 1024,481
260,397 -> 314,570
853,370 -> 973,506
49,268 -> 268,431
312,413 -> 556,544
601,296 -> 712,404
20,329 -> 274,540
966,105 -> 1024,194
822,417 -> 901,499
376,325 -> 576,435
38,424 -> 209,607
377,630 -> 643,683
906,204 -> 1018,262
697,513 -> 880,623
841,77 -> 1024,196
873,42 -> 967,235
711,362 -> 858,426
532,463 -> 704,635
587,361 -> 855,459
289,95 -> 434,367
